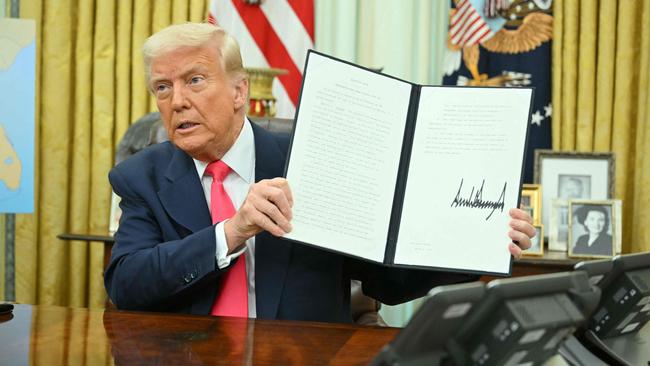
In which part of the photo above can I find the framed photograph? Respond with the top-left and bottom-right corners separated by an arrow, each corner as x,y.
612,199 -> 623,254
534,150 -> 615,238
521,184 -> 541,225
568,200 -> 616,258
524,224 -> 544,256
548,198 -> 569,251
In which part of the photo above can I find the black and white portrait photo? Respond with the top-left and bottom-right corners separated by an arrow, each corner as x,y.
558,174 -> 591,200
569,203 -> 615,258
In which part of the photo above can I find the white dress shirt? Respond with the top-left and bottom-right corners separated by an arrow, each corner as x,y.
193,118 -> 257,318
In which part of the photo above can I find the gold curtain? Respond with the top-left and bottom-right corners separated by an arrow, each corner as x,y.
553,0 -> 650,253
12,0 -> 209,310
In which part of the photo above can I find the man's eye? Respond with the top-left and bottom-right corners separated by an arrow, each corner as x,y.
190,76 -> 204,85
156,84 -> 169,92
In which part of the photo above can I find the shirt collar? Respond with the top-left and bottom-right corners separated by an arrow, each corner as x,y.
193,117 -> 255,183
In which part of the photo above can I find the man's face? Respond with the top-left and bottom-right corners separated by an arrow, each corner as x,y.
149,42 -> 247,161
561,179 -> 583,199
584,211 -> 606,234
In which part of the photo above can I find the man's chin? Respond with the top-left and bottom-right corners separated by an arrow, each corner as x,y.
174,140 -> 221,162
175,140 -> 205,157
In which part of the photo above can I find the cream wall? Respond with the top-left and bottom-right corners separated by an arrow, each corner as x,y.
315,0 -> 449,85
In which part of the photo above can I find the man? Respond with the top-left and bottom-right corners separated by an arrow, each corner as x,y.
106,23 -> 535,322
559,176 -> 587,199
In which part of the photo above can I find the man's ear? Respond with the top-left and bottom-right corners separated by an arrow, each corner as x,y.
233,78 -> 249,111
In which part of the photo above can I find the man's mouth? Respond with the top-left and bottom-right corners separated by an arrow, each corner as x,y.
177,122 -> 199,130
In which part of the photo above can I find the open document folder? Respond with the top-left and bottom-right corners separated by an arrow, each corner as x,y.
283,50 -> 533,276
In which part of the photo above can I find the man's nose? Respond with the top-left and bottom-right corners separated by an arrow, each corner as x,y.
170,85 -> 190,111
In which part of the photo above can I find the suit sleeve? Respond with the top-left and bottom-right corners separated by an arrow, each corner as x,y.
105,167 -> 223,312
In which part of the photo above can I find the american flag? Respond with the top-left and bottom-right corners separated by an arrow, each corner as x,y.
449,0 -> 494,47
209,0 -> 314,118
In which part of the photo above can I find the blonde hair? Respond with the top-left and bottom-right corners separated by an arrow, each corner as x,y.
142,23 -> 247,88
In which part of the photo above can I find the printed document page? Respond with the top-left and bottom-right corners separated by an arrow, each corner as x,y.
284,52 -> 412,262
394,87 -> 531,274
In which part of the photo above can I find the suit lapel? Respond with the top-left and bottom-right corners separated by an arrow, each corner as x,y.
155,127 -> 292,319
251,124 -> 292,319
157,145 -> 212,233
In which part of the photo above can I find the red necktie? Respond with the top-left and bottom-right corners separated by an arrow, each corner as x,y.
205,160 -> 248,317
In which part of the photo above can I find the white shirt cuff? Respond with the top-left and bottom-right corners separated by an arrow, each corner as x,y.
214,220 -> 246,269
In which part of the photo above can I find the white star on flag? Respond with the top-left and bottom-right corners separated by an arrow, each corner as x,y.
544,103 -> 552,118
531,111 -> 544,125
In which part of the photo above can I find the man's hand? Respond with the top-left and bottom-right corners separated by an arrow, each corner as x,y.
224,178 -> 293,252
508,208 -> 536,259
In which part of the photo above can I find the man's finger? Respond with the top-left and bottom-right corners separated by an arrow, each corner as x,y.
509,219 -> 536,239
509,230 -> 531,250
251,210 -> 285,237
267,178 -> 293,206
509,242 -> 523,259
263,186 -> 292,220
509,208 -> 533,224
252,197 -> 292,233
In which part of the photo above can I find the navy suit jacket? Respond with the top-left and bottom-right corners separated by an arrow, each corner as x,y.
106,123 -> 474,323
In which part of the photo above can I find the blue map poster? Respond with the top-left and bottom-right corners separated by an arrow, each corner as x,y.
0,18 -> 35,213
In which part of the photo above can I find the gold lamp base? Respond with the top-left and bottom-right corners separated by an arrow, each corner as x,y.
246,67 -> 288,118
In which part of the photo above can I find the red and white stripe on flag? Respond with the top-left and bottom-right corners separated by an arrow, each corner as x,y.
209,0 -> 314,118
449,0 -> 493,47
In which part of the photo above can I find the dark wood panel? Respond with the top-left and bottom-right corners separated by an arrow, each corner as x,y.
0,304 -> 397,365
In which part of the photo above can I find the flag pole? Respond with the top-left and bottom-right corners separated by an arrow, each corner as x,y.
3,0 -> 21,303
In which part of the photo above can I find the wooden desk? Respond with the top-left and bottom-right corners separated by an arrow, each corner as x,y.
0,304 -> 397,365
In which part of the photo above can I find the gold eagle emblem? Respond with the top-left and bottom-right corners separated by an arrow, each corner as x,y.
447,1 -> 553,86
482,12 -> 553,54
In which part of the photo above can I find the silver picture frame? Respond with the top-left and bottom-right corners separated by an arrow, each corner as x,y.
534,150 -> 615,242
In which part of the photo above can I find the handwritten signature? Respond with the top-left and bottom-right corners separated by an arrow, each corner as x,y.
450,179 -> 506,220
